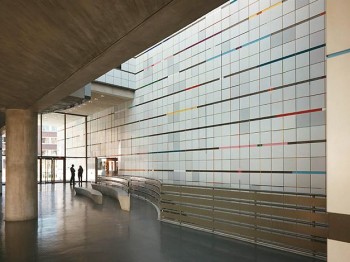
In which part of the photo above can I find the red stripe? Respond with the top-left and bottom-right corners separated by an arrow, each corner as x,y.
185,84 -> 201,91
144,60 -> 162,70
152,61 -> 161,67
276,108 -> 322,118
164,55 -> 173,60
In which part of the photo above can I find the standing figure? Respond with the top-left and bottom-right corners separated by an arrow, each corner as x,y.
70,164 -> 76,185
78,165 -> 83,186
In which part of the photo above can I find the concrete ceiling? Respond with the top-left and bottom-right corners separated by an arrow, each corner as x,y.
0,0 -> 226,115
60,82 -> 134,116
61,91 -> 126,116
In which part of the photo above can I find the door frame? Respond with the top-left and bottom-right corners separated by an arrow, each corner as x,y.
38,156 -> 66,183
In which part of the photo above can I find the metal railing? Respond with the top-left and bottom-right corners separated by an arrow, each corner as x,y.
160,184 -> 327,258
96,176 -> 327,258
127,176 -> 161,206
96,175 -> 161,206
96,176 -> 129,192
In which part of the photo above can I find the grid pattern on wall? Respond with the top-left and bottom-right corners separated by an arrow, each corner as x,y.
95,61 -> 136,89
88,0 -> 326,194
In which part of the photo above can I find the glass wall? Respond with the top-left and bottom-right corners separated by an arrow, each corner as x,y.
1,113 -> 89,184
65,114 -> 87,182
66,114 -> 86,157
41,113 -> 65,157
66,157 -> 86,182
87,158 -> 96,182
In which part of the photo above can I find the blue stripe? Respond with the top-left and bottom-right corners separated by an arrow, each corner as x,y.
260,44 -> 326,68
207,53 -> 223,62
327,48 -> 350,59
292,171 -> 326,175
206,34 -> 271,62
224,44 -> 326,78
230,0 -> 237,4
242,35 -> 270,47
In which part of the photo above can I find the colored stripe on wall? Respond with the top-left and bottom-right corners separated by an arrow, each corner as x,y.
120,107 -> 324,141
133,43 -> 325,108
109,139 -> 325,157
327,48 -> 350,59
137,0 -> 287,73
136,11 -> 325,94
224,44 -> 326,79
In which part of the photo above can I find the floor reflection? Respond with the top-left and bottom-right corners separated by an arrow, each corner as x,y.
0,184 -> 323,261
5,220 -> 38,261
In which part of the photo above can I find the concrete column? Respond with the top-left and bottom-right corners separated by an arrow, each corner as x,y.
5,220 -> 38,260
326,0 -> 350,261
0,135 -> 2,195
5,109 -> 37,221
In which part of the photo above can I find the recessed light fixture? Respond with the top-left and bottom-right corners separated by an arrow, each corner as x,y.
101,95 -> 104,98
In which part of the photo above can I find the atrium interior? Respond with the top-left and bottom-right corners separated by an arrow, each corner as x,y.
1,0 -> 350,261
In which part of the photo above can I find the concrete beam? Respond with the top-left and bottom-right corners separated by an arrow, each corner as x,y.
91,82 -> 134,100
28,0 -> 225,112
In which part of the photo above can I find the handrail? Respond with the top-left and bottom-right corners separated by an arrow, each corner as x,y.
97,175 -> 161,207
96,176 -> 129,192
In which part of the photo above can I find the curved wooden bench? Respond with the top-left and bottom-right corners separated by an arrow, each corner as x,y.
91,183 -> 130,211
75,187 -> 103,204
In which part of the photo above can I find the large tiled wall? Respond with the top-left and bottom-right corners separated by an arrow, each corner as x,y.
88,0 -> 326,194
95,60 -> 136,89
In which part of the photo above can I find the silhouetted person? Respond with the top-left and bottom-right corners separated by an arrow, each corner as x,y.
70,164 -> 75,185
78,165 -> 83,186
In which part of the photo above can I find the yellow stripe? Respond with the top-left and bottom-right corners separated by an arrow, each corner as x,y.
248,1 -> 283,19
167,106 -> 198,115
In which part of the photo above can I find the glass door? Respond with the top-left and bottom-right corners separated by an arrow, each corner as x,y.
40,157 -> 65,183
96,157 -> 118,178
106,158 -> 118,176
54,158 -> 64,182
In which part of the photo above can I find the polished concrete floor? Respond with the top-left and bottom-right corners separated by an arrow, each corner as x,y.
0,184 -> 323,262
